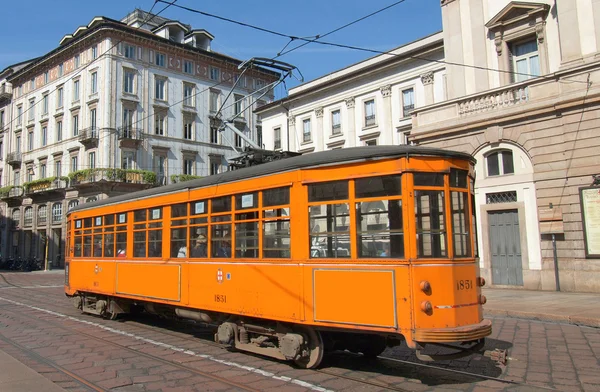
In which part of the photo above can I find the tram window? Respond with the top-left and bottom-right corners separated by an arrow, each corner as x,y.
134,231 -> 146,257
83,235 -> 92,257
172,203 -> 187,218
263,219 -> 290,258
171,228 -> 187,257
75,220 -> 82,229
150,208 -> 162,220
236,192 -> 258,210
356,200 -> 404,258
116,232 -> 127,257
74,237 -> 82,257
189,227 -> 208,258
134,209 -> 147,222
84,217 -> 93,228
309,203 -> 350,258
104,214 -> 115,225
452,191 -> 471,257
414,173 -> 444,187
148,230 -> 162,257
93,234 -> 102,257
117,213 -> 127,224
263,187 -> 289,207
450,169 -> 468,188
94,217 -> 102,226
104,233 -> 114,257
212,196 -> 231,213
355,175 -> 401,198
308,181 -> 348,202
212,225 -> 231,258
236,221 -> 258,258
415,190 -> 447,258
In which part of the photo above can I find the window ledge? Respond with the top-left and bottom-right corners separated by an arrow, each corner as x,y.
362,124 -> 378,132
329,132 -> 343,139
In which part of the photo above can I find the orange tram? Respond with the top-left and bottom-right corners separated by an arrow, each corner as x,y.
65,145 -> 491,368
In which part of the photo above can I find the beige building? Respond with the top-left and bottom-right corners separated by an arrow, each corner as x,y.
258,0 -> 600,292
0,10 -> 277,266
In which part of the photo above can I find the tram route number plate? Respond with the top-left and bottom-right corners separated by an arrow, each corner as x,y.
214,294 -> 227,303
455,279 -> 473,291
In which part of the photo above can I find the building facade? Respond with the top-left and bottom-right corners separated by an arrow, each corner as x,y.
0,10 -> 277,266
257,0 -> 600,292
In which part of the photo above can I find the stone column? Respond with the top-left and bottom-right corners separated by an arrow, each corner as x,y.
345,97 -> 356,147
556,0 -> 582,64
420,72 -> 434,106
314,106 -> 324,151
379,85 -> 392,143
287,116 -> 296,151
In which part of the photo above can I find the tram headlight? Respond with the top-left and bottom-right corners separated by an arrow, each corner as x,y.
479,294 -> 487,305
477,277 -> 486,287
420,300 -> 433,315
419,280 -> 431,295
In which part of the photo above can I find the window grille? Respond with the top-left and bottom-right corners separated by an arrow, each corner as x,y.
486,191 -> 517,204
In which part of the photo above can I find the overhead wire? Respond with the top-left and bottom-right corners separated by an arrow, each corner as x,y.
159,0 -> 587,83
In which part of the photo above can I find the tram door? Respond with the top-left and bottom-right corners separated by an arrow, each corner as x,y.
488,210 -> 523,286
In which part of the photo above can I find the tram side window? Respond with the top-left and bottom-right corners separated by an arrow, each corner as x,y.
235,192 -> 259,258
133,208 -> 163,258
189,200 -> 208,258
355,175 -> 404,259
415,190 -> 447,258
263,187 -> 290,258
211,196 -> 232,258
83,217 -> 93,257
103,214 -> 115,257
171,203 -> 188,258
115,213 -> 127,257
309,181 -> 350,258
451,191 -> 471,257
74,219 -> 82,257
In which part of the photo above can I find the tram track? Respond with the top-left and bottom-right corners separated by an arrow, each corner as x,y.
0,280 -> 559,392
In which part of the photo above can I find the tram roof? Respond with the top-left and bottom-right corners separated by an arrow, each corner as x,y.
69,145 -> 474,214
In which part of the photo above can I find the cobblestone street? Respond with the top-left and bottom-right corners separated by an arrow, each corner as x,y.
1,271 -> 599,391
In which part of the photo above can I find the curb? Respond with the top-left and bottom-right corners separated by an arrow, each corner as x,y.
485,309 -> 600,328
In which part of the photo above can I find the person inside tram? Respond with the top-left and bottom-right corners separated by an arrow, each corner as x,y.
191,234 -> 207,257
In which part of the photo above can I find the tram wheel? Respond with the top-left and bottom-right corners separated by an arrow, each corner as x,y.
293,327 -> 324,369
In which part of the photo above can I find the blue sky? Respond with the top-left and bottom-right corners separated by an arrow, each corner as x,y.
0,0 -> 442,97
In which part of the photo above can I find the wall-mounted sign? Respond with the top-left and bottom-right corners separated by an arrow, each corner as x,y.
580,187 -> 600,258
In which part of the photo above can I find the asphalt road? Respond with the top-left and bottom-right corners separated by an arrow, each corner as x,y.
0,271 -> 597,392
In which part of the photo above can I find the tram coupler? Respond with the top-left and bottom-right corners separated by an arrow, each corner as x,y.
484,348 -> 507,366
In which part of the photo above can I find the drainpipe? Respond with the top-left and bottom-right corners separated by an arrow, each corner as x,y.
552,233 -> 560,291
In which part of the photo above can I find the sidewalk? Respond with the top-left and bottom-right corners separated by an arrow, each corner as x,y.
0,349 -> 65,392
483,287 -> 600,328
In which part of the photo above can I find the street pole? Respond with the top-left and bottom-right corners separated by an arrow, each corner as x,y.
44,236 -> 49,271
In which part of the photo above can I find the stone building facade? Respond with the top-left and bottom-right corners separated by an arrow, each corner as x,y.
257,0 -> 600,292
0,10 -> 277,266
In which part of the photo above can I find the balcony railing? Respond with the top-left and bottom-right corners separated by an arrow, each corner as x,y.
23,177 -> 69,195
79,127 -> 99,145
69,168 -> 157,187
117,127 -> 143,140
0,83 -> 12,103
0,186 -> 24,200
6,152 -> 21,166
458,86 -> 529,116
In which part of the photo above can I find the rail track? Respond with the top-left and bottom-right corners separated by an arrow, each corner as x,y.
0,275 -> 559,392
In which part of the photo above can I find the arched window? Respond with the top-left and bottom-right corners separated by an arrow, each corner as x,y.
86,196 -> 98,203
52,203 -> 63,223
11,208 -> 21,228
486,150 -> 514,177
38,205 -> 47,225
24,207 -> 33,227
68,200 -> 79,211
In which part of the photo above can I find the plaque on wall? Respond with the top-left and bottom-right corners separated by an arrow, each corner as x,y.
580,187 -> 600,258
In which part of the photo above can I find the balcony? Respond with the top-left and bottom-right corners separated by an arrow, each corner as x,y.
23,177 -> 69,197
6,152 -> 21,167
0,83 -> 12,104
69,168 -> 157,190
0,186 -> 24,202
409,71 -> 587,142
79,127 -> 99,147
117,127 -> 143,148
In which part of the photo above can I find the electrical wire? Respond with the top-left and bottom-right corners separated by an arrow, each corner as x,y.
161,0 -> 585,83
